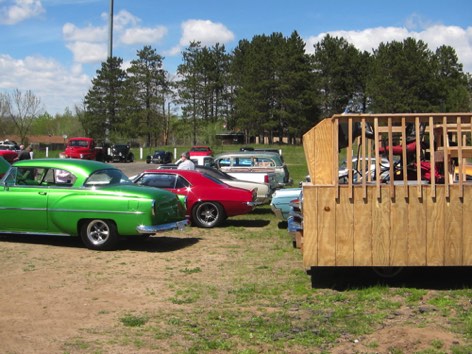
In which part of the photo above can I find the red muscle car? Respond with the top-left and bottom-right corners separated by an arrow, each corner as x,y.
132,169 -> 257,228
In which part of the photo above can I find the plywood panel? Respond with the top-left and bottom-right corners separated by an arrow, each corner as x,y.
353,187 -> 373,266
335,187 -> 354,266
390,186 -> 409,266
463,187 -> 472,265
444,187 -> 463,265
408,186 -> 427,266
317,187 -> 337,266
313,119 -> 334,185
426,186 -> 445,265
372,187 -> 390,266
302,127 -> 317,183
302,186 -> 318,269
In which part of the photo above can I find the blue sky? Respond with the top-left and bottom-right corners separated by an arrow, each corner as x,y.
0,0 -> 471,115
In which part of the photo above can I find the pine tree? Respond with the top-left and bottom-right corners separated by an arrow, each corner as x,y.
83,57 -> 128,142
126,45 -> 169,146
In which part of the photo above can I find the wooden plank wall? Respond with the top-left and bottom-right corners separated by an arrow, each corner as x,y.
302,113 -> 472,269
303,184 -> 471,268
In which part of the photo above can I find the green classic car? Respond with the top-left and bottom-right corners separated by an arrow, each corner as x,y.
0,159 -> 188,250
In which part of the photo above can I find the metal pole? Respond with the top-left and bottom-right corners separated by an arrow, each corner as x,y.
108,0 -> 114,58
105,0 -> 114,143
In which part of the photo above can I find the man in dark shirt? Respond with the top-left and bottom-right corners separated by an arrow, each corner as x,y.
19,145 -> 32,160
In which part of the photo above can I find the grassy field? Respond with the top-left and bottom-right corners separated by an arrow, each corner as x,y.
24,144 -> 472,353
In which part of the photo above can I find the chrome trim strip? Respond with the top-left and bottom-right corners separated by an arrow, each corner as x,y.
136,219 -> 188,234
0,207 -> 143,215
0,231 -> 71,236
0,207 -> 47,212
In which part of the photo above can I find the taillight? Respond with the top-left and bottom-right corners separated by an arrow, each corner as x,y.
264,175 -> 269,183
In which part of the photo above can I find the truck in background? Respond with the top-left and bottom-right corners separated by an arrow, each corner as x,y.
62,137 -> 110,162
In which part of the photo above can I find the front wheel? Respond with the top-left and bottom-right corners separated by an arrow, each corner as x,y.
80,219 -> 119,250
191,202 -> 225,228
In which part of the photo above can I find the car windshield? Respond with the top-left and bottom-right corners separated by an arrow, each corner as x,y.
84,169 -> 131,187
70,140 -> 89,147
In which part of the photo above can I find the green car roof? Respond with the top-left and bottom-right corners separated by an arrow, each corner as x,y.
12,158 -> 116,183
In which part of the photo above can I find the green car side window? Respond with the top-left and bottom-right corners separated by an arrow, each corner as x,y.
41,169 -> 76,186
16,167 -> 46,186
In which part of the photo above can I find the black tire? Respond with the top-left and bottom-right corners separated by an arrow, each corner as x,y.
191,202 -> 225,228
80,219 -> 119,250
128,153 -> 134,163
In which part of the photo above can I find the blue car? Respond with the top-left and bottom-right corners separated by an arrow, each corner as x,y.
270,188 -> 302,220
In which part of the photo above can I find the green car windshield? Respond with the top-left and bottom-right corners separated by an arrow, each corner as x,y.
84,169 -> 132,187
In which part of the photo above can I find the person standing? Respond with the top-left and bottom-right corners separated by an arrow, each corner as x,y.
19,145 -> 32,160
177,152 -> 195,170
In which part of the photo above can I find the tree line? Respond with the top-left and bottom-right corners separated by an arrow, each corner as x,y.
1,32 -> 471,146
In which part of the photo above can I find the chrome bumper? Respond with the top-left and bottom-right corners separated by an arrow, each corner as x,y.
137,219 -> 189,234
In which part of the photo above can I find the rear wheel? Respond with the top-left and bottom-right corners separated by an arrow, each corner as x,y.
192,202 -> 225,228
80,219 -> 119,250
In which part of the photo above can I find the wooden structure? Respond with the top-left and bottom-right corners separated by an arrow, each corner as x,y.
301,113 -> 472,270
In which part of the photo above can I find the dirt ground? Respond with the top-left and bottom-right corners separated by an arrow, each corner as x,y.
0,162 -> 470,353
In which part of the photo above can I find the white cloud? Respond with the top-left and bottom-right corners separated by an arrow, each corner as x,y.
120,26 -> 168,45
63,9 -> 169,64
180,19 -> 234,47
0,54 -> 90,114
0,0 -> 45,25
167,19 -> 234,57
66,41 -> 107,63
305,25 -> 472,73
109,9 -> 140,31
63,22 -> 108,43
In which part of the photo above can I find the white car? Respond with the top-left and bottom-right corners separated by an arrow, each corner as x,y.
338,157 -> 391,182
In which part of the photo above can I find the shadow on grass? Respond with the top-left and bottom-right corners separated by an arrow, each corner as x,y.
222,219 -> 271,228
309,266 -> 472,291
0,234 -> 200,253
277,221 -> 288,229
250,207 -> 275,215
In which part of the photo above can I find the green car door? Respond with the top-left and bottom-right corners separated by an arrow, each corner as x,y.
1,170 -> 49,232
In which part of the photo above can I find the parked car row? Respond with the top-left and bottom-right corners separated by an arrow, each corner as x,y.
0,145 -> 298,250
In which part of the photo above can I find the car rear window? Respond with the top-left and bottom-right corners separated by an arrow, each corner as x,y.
84,169 -> 130,187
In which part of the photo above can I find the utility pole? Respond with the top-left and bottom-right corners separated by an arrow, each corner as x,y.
105,0 -> 114,142
108,0 -> 114,59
